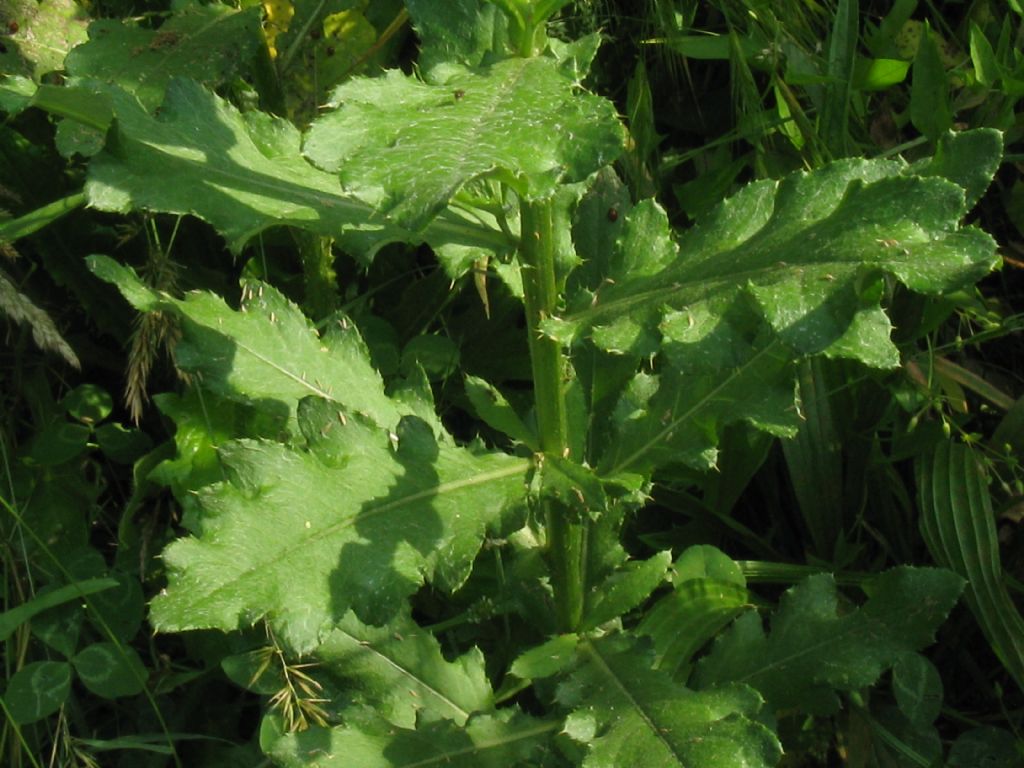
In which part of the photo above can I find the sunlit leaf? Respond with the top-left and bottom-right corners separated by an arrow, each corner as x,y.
558,635 -> 781,768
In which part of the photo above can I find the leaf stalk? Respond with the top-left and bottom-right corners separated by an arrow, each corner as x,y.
519,198 -> 586,631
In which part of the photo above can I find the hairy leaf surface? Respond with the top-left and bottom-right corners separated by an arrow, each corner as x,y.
693,567 -> 964,715
150,399 -> 528,651
263,709 -> 556,767
317,611 -> 492,727
66,2 -> 263,109
89,255 -> 400,429
553,158 -> 998,365
82,79 -> 509,255
559,635 -> 781,767
304,55 -> 624,230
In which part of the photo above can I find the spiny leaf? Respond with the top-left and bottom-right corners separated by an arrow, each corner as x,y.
0,0 -> 87,81
404,0 -> 512,75
81,79 -> 509,256
66,2 -> 263,109
553,156 -> 998,368
558,635 -> 782,768
150,399 -> 529,651
317,611 -> 492,727
304,55 -> 625,230
89,254 -> 400,429
262,708 -> 556,767
693,567 -> 964,715
597,336 -> 799,475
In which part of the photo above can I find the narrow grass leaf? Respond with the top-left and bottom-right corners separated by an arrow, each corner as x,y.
917,441 -> 1024,691
0,577 -> 117,642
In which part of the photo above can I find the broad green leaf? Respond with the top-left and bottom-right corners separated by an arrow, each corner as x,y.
72,642 -> 148,699
262,709 -> 556,767
1,0 -> 87,80
0,577 -> 117,643
551,156 -> 998,473
580,551 -> 671,630
597,338 -> 799,474
89,255 -> 401,429
911,129 -> 1002,210
693,567 -> 964,715
558,635 -> 781,768
66,2 -> 263,109
81,79 -> 509,255
304,55 -> 624,230
151,399 -> 529,651
316,611 -> 492,727
917,441 -> 1024,692
405,0 -> 512,75
554,158 -> 997,363
3,661 -> 72,724
891,653 -> 943,727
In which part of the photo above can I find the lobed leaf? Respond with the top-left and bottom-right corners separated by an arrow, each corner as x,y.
304,55 -> 625,231
66,2 -> 263,109
693,567 -> 964,715
89,254 -> 401,429
558,635 -> 782,768
263,709 -> 556,767
316,611 -> 492,727
81,79 -> 509,255
150,399 -> 529,651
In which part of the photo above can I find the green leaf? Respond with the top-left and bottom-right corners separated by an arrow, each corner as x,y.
637,547 -> 750,677
316,611 -> 492,727
597,338 -> 798,475
262,709 -> 556,767
891,653 -> 943,727
910,25 -> 952,141
89,255 -> 401,429
580,551 -> 671,630
911,129 -> 1002,210
464,375 -> 538,450
3,661 -> 72,724
304,55 -> 624,230
405,0 -> 512,74
150,399 -> 528,651
0,577 -> 117,643
551,157 -> 998,473
947,726 -> 1022,768
81,80 -> 508,255
694,567 -> 964,715
558,635 -> 781,768
72,642 -> 148,699
1,0 -> 88,81
917,441 -> 1024,692
66,2 -> 263,110
509,633 -> 580,680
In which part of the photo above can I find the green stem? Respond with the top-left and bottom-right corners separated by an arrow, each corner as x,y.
519,199 -> 586,631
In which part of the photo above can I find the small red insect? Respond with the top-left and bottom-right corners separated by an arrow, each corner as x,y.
607,207 -> 619,222
7,20 -> 19,33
